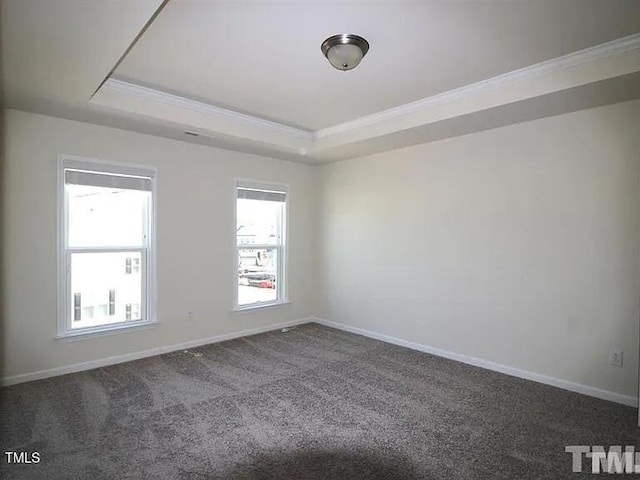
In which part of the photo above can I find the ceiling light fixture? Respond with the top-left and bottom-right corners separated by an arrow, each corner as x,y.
321,34 -> 369,71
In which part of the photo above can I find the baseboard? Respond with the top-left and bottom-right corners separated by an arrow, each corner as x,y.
1,317 -> 313,387
7,316 -> 636,408
311,317 -> 638,408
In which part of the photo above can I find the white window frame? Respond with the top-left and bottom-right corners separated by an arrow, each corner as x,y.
233,179 -> 289,311
56,154 -> 158,339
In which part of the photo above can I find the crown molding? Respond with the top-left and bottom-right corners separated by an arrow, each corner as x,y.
90,33 -> 640,157
315,32 -> 640,139
91,78 -> 314,151
106,78 -> 314,140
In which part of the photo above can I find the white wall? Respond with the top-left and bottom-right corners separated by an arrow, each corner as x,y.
4,101 -> 640,401
318,100 -> 640,398
1,109 -> 317,380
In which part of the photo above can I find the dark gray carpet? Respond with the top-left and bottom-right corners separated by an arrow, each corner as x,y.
1,323 -> 638,479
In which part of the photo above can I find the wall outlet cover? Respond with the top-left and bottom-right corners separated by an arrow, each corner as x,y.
609,349 -> 623,367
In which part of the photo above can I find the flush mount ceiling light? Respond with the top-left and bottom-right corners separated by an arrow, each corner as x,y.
321,34 -> 369,71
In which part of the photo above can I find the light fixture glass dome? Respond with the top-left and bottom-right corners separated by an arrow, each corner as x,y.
321,34 -> 369,71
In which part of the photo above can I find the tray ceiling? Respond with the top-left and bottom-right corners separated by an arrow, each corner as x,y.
3,0 -> 640,164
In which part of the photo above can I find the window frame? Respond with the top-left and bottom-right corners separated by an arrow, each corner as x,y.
233,179 -> 289,311
56,154 -> 158,339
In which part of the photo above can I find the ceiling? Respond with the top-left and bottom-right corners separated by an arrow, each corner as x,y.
3,0 -> 640,164
115,0 -> 640,130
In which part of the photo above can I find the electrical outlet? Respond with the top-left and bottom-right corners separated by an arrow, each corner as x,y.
609,349 -> 623,367
187,311 -> 196,321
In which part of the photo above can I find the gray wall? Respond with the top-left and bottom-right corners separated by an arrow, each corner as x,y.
2,109 -> 317,379
4,100 -> 640,401
318,100 -> 640,398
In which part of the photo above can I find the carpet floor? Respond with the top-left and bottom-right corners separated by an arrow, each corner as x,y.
1,322 -> 638,479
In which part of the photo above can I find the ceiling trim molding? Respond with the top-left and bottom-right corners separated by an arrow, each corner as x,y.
315,32 -> 640,139
94,78 -> 314,143
90,33 -> 640,156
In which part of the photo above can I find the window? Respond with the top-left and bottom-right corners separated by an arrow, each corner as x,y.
58,156 -> 156,338
235,180 -> 287,309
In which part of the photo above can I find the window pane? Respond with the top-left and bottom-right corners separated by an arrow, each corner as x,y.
238,247 -> 278,305
236,198 -> 284,246
67,184 -> 149,248
70,251 -> 143,329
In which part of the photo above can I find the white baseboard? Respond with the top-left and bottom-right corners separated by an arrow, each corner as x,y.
6,316 -> 637,408
1,317 -> 313,387
311,317 -> 638,408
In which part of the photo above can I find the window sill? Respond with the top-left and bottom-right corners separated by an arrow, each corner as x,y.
232,300 -> 290,313
55,320 -> 158,342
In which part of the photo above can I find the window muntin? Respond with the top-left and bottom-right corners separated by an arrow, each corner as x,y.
235,182 -> 287,309
59,158 -> 155,337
